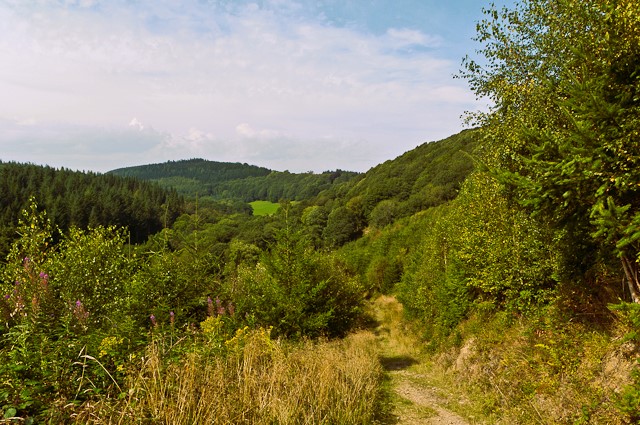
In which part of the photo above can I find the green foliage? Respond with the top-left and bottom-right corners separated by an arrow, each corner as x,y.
110,158 -> 359,202
233,221 -> 363,338
323,206 -> 362,248
369,199 -> 399,229
452,172 -> 559,310
0,161 -> 185,256
395,205 -> 470,340
618,359 -> 640,422
462,0 -> 640,300
301,205 -> 329,248
50,226 -> 135,329
396,170 -> 564,343
0,200 -> 140,421
334,130 -> 477,227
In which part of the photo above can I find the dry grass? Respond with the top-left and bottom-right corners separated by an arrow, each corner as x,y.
427,310 -> 636,425
71,329 -> 384,424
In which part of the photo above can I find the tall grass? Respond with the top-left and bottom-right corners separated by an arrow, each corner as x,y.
72,329 -> 384,424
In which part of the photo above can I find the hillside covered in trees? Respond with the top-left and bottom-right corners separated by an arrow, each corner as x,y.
0,162 -> 185,255
1,0 -> 640,423
109,158 -> 359,202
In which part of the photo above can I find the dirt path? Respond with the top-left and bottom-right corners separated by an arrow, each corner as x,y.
373,295 -> 470,425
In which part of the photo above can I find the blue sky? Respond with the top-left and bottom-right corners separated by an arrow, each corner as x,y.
0,0 -> 514,173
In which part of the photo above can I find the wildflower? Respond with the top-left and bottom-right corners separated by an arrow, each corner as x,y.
215,297 -> 225,316
73,300 -> 89,324
149,314 -> 157,327
39,272 -> 49,284
169,311 -> 175,326
207,296 -> 214,317
31,296 -> 39,313
227,302 -> 235,317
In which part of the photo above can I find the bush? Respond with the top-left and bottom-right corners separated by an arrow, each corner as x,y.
233,225 -> 364,338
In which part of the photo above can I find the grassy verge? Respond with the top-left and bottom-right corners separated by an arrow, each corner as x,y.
368,295 -> 637,424
419,304 -> 636,424
69,328 -> 385,424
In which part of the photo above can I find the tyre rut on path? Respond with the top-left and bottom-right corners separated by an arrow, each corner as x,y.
373,295 -> 470,425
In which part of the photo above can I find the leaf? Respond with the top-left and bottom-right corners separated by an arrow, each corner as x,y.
3,407 -> 17,419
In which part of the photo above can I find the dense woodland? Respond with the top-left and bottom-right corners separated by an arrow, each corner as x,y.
1,0 -> 640,423
109,158 -> 360,202
0,162 -> 185,254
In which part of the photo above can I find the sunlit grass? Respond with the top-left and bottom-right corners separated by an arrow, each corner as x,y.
250,200 -> 280,216
71,329 -> 384,424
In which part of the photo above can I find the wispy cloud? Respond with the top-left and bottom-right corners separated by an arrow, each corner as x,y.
0,0 -> 485,172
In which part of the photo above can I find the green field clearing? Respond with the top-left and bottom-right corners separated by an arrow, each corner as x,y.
250,200 -> 280,216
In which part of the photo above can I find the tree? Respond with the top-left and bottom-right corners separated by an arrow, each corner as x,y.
462,0 -> 640,300
233,220 -> 363,338
322,206 -> 362,248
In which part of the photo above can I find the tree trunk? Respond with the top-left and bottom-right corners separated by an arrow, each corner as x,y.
621,255 -> 640,303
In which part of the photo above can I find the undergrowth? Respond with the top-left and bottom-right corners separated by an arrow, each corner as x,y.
66,328 -> 385,424
421,300 -> 638,424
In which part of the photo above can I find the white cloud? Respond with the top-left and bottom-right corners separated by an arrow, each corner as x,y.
0,0 -> 484,173
129,118 -> 145,130
385,28 -> 442,49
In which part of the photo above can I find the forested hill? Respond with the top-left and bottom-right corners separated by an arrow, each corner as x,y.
345,128 -> 477,218
108,158 -> 360,202
109,159 -> 272,185
312,129 -> 478,240
0,161 -> 184,255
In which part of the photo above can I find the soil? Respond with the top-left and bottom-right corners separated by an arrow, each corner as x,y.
373,295 -> 471,425
390,370 -> 469,425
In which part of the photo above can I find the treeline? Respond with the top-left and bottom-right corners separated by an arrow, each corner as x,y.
0,161 -> 185,255
337,129 -> 476,224
109,158 -> 360,202
215,169 -> 359,202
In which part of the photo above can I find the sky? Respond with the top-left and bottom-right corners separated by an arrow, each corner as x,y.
0,0 -> 514,173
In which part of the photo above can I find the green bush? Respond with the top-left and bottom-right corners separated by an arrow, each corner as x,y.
233,225 -> 364,338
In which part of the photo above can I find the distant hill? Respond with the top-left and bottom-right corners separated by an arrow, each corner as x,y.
109,159 -> 360,202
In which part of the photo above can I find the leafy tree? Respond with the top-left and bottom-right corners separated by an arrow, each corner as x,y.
462,0 -> 640,300
323,206 -> 362,248
50,225 -> 135,329
452,172 -> 559,311
396,205 -> 471,341
369,199 -> 399,229
233,218 -> 363,338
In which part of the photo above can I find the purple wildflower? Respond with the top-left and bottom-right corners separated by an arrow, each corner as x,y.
169,311 -> 175,325
73,300 -> 89,324
150,314 -> 157,327
215,297 -> 225,316
227,302 -> 235,317
207,296 -> 214,317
